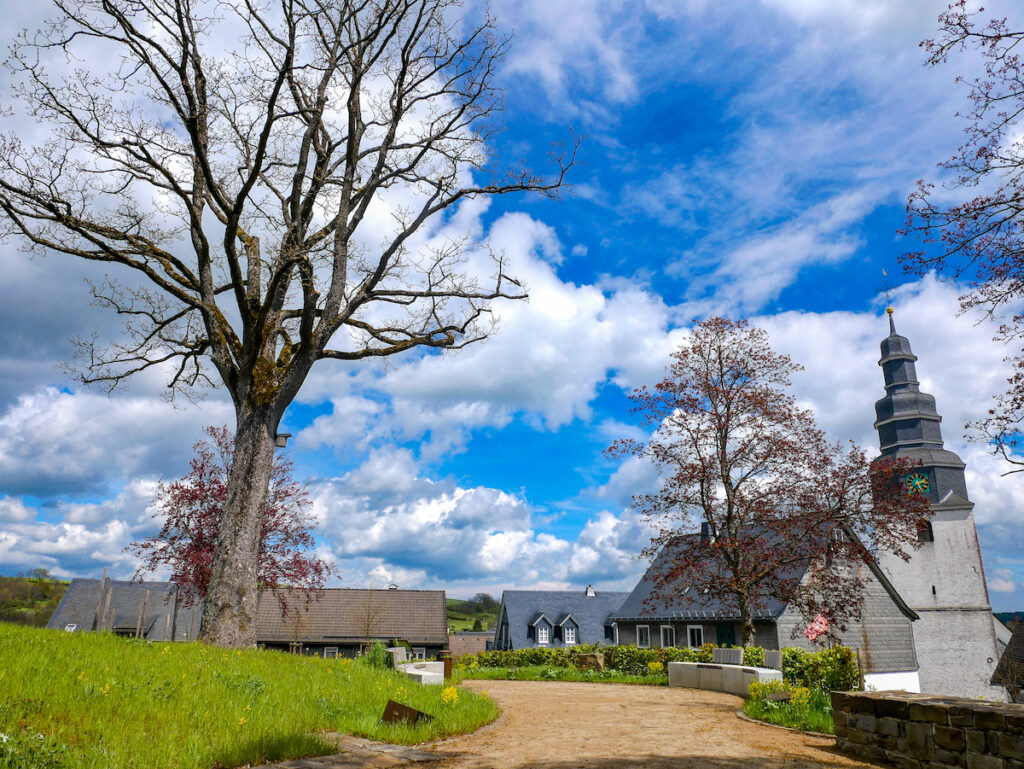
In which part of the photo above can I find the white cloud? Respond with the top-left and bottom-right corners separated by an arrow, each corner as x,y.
0,386 -> 231,496
988,569 -> 1017,594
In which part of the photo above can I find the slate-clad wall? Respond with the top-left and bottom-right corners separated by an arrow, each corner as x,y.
832,690 -> 1024,769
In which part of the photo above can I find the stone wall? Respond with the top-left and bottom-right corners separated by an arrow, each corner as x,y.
832,690 -> 1024,769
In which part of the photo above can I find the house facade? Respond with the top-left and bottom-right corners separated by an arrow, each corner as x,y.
49,580 -> 448,659
609,534 -> 923,692
493,586 -> 630,650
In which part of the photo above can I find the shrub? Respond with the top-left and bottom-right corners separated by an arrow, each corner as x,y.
362,642 -> 391,669
461,642 -> 860,691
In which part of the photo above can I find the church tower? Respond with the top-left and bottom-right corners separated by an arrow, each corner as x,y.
873,308 -> 1004,699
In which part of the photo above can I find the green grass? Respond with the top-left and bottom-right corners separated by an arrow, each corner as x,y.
0,623 -> 498,769
742,688 -> 834,734
456,665 -> 668,686
445,598 -> 496,632
0,577 -> 69,628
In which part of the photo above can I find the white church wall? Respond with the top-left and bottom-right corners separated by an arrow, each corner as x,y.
863,670 -> 921,693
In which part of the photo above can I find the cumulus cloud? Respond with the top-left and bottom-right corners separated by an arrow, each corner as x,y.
0,387 -> 231,497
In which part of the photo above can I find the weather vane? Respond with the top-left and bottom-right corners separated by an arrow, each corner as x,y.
880,269 -> 894,316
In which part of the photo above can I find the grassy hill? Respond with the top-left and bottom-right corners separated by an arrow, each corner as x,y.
446,597 -> 498,632
0,575 -> 69,627
0,623 -> 496,769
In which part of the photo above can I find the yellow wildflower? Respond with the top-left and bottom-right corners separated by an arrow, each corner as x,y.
441,685 -> 459,706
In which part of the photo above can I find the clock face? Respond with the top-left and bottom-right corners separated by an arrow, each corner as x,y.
907,473 -> 930,494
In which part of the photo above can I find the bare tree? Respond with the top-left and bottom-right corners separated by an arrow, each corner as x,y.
0,0 -> 577,647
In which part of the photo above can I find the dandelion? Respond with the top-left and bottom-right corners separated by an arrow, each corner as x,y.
441,685 -> 459,706
238,717 -> 247,726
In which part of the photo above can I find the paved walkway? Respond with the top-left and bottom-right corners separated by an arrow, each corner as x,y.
264,680 -> 878,769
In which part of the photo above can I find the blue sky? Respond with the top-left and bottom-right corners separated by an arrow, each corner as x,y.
1,0 -> 1022,612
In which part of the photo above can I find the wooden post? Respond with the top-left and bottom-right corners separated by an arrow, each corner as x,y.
189,609 -> 196,641
164,613 -> 171,640
139,590 -> 150,639
135,600 -> 145,638
92,567 -> 108,631
170,583 -> 179,642
856,647 -> 866,691
102,589 -> 113,630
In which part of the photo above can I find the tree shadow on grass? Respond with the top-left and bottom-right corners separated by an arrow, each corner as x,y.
209,732 -> 336,769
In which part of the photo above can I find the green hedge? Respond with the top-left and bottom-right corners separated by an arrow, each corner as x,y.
460,643 -> 859,692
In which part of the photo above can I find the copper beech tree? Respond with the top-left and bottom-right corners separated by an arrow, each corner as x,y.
904,2 -> 1024,472
0,0 -> 577,646
128,427 -> 330,606
607,318 -> 930,646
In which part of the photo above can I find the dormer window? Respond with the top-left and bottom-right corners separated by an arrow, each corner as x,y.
564,625 -> 576,644
537,625 -> 549,644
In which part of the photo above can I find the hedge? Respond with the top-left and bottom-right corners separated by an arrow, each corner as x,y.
458,643 -> 859,691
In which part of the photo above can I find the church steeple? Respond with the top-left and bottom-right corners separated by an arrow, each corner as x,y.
873,310 -> 969,502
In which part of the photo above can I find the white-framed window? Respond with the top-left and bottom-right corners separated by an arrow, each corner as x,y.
537,625 -> 550,644
323,646 -> 339,659
564,625 -> 576,644
660,625 -> 675,648
412,647 -> 426,661
63,624 -> 77,632
637,625 -> 651,649
687,625 -> 704,648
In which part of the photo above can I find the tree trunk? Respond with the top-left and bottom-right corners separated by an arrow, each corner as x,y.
737,592 -> 756,647
198,406 -> 278,647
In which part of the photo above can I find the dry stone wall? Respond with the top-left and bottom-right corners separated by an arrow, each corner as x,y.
832,690 -> 1024,769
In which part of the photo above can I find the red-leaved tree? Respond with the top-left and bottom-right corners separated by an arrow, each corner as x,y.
128,427 -> 331,607
903,2 -> 1024,472
607,317 -> 930,646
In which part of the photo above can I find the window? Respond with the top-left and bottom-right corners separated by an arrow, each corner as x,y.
412,647 -> 426,661
63,624 -> 77,632
537,625 -> 550,644
918,521 -> 935,543
660,625 -> 675,648
323,647 -> 339,659
564,625 -> 576,644
637,625 -> 651,649
687,625 -> 704,648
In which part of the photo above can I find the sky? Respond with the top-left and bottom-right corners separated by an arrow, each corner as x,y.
1,0 -> 1022,612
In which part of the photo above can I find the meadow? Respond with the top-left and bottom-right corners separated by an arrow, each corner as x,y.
0,624 -> 497,769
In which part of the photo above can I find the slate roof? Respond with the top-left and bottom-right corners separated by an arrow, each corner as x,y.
255,587 -> 448,645
48,580 -> 447,646
497,589 -> 630,649
610,529 -> 917,624
609,538 -> 789,622
47,578 -> 200,641
991,622 -> 1024,693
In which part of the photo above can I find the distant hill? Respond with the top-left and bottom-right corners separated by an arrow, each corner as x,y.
0,575 -> 69,627
447,596 -> 498,632
995,611 -> 1023,629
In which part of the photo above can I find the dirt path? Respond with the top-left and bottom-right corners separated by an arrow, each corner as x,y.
423,680 -> 877,769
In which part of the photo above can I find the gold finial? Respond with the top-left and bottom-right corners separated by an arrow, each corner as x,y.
886,306 -> 894,315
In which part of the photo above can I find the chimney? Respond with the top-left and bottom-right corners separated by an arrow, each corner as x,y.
585,585 -> 596,597
387,584 -> 398,590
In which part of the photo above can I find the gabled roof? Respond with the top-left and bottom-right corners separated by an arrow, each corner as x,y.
48,579 -> 448,645
611,527 -> 918,624
610,537 -> 790,622
527,612 -> 552,627
47,578 -> 200,641
498,589 -> 630,649
992,622 -> 1024,691
555,613 -> 578,627
254,587 -> 448,645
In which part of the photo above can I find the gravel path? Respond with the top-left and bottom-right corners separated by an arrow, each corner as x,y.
422,680 -> 878,769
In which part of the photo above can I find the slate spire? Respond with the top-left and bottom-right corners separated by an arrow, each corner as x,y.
873,309 -> 969,501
